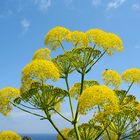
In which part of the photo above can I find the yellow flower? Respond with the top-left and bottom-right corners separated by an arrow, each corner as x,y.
45,26 -> 70,50
78,85 -> 118,115
86,29 -> 124,55
0,131 -> 21,140
66,31 -> 89,47
20,79 -> 35,94
57,128 -> 70,140
136,103 -> 140,112
32,48 -> 51,60
22,59 -> 60,82
70,80 -> 99,99
102,70 -> 122,89
122,68 -> 140,84
0,87 -> 20,116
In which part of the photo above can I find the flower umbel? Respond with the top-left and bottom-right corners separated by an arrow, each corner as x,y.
32,48 -> 51,61
22,59 -> 60,82
122,68 -> 140,85
0,87 -> 20,116
66,31 -> 89,47
78,85 -> 118,114
102,70 -> 122,89
86,29 -> 124,55
45,26 -> 70,50
0,131 -> 21,140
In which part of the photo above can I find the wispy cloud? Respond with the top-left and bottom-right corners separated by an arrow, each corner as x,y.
33,0 -> 51,11
92,0 -> 101,7
107,0 -> 126,9
132,3 -> 140,12
21,18 -> 30,32
0,9 -> 13,18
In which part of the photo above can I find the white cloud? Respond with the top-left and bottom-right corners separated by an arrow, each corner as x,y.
107,0 -> 126,9
21,18 -> 30,32
0,10 -> 13,18
132,4 -> 140,12
92,0 -> 101,7
33,0 -> 51,11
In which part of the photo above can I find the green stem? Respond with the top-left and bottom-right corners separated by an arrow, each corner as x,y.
53,109 -> 72,123
65,75 -> 75,119
11,102 -> 46,119
73,73 -> 85,140
48,118 -> 66,140
86,50 -> 106,73
44,110 -> 66,140
97,105 -> 111,140
121,81 -> 134,104
48,119 -> 66,140
19,103 -> 40,110
74,73 -> 84,122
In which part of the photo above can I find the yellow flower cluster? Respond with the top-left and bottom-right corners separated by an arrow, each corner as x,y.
0,87 -> 20,116
45,26 -> 70,50
32,48 -> 51,61
70,80 -> 99,99
136,103 -> 140,112
22,59 -> 60,82
20,79 -> 34,94
66,31 -> 89,47
86,29 -> 124,55
0,131 -> 21,140
102,70 -> 122,89
78,85 -> 118,115
57,128 -> 70,140
122,68 -> 140,84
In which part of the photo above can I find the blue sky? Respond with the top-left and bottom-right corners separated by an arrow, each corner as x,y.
0,0 -> 140,134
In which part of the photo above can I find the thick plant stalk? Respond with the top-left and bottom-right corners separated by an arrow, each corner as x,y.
48,118 -> 66,140
44,110 -> 66,140
65,75 -> 81,140
65,75 -> 75,119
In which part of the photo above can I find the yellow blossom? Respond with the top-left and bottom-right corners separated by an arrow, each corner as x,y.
102,70 -> 122,89
20,79 -> 35,94
66,31 -> 89,47
22,59 -> 60,82
0,87 -> 20,116
32,48 -> 51,60
122,68 -> 140,84
78,85 -> 118,115
86,29 -> 124,55
57,128 -> 70,140
45,26 -> 70,50
70,80 -> 99,99
136,103 -> 140,112
0,131 -> 21,140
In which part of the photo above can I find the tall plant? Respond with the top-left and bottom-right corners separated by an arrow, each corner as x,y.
1,26 -> 140,140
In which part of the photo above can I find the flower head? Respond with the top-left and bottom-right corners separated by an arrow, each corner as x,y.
32,48 -> 51,61
86,29 -> 124,55
78,85 -> 118,115
45,26 -> 70,50
22,59 -> 60,82
102,70 -> 122,89
122,68 -> 140,85
70,80 -> 99,99
0,87 -> 20,116
66,31 -> 89,47
0,131 -> 21,140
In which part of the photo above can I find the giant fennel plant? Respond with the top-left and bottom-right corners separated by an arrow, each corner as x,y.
0,26 -> 140,140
